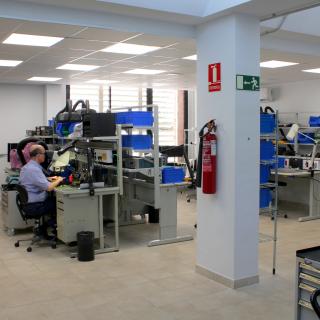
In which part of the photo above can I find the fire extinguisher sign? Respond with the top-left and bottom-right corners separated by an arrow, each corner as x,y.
208,63 -> 221,92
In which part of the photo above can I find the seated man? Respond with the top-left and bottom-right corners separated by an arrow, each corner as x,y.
20,144 -> 64,235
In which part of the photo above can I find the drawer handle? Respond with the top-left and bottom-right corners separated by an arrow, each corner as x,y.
299,283 -> 317,293
299,299 -> 313,310
301,262 -> 320,274
300,273 -> 320,285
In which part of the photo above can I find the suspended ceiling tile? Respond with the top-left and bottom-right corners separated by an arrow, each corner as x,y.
67,58 -> 109,66
0,44 -> 46,58
76,27 -> 140,42
126,55 -> 174,64
54,38 -> 112,51
0,19 -> 23,34
46,47 -> 95,58
125,34 -> 179,47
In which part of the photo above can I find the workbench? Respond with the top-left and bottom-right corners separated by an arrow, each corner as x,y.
272,169 -> 320,222
55,185 -> 120,255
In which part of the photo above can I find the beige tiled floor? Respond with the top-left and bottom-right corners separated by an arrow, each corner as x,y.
0,195 -> 319,320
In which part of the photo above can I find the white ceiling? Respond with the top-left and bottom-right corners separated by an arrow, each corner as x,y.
1,4 -> 320,88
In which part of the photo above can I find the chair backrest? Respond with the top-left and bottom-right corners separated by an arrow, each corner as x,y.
14,185 -> 29,222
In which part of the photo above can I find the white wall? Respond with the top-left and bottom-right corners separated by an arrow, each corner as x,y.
261,79 -> 320,123
0,84 -> 44,184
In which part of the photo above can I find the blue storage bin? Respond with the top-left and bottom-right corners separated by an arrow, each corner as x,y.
162,167 -> 185,184
260,141 -> 275,160
309,116 -> 320,127
260,188 -> 272,208
116,111 -> 154,126
260,113 -> 275,134
260,164 -> 271,183
298,132 -> 314,144
122,135 -> 152,149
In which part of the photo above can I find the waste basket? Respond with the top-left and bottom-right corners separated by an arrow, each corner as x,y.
77,231 -> 95,262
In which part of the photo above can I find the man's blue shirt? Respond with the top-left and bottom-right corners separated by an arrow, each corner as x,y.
20,160 -> 50,203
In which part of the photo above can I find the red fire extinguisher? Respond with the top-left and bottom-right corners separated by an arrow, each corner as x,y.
197,120 -> 217,194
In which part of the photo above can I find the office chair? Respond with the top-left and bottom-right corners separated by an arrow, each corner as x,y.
13,184 -> 57,252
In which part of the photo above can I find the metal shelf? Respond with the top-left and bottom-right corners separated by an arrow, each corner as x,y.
260,183 -> 277,188
121,125 -> 154,130
122,147 -> 153,153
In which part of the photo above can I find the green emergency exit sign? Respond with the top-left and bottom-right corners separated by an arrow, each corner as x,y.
236,75 -> 260,91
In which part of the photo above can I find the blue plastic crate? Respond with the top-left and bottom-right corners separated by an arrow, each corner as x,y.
298,132 -> 314,144
162,167 -> 185,183
122,135 -> 152,149
116,111 -> 154,126
260,141 -> 275,160
309,116 -> 320,127
260,164 -> 271,183
260,188 -> 272,208
260,113 -> 275,134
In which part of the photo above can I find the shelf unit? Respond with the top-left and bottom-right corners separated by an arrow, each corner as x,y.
114,104 -> 160,209
260,110 -> 279,275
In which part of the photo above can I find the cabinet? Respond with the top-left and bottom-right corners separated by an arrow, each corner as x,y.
1,189 -> 31,235
295,246 -> 320,320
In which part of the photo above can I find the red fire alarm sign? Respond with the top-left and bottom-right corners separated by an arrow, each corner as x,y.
208,63 -> 221,92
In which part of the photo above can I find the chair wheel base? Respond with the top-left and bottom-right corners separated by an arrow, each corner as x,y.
51,243 -> 57,249
14,242 -> 19,247
27,247 -> 32,252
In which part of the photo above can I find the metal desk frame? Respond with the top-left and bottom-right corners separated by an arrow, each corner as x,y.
273,169 -> 320,222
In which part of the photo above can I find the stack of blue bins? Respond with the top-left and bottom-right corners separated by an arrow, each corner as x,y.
116,111 -> 154,150
260,113 -> 275,209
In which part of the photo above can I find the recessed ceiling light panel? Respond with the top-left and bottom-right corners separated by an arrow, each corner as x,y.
57,64 -> 100,71
101,43 -> 160,55
86,79 -> 119,84
302,68 -> 320,74
0,59 -> 23,67
3,33 -> 63,47
182,54 -> 197,61
28,77 -> 62,82
260,60 -> 299,68
124,69 -> 166,75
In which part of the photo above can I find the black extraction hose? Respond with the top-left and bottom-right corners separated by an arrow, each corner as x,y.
311,288 -> 320,319
72,100 -> 87,112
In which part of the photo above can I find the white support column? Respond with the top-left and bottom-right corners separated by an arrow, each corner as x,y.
43,84 -> 66,124
196,14 -> 260,288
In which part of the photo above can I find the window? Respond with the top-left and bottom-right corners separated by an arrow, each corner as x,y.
70,85 -> 178,146
144,89 -> 177,146
70,85 -> 100,112
104,86 -> 140,112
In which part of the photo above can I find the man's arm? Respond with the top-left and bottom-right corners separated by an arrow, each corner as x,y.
47,177 -> 64,191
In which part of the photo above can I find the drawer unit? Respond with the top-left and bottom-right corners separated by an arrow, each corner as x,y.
56,193 -> 100,243
296,247 -> 320,320
1,190 -> 31,234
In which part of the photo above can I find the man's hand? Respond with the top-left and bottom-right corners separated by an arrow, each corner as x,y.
47,176 -> 64,192
48,176 -> 58,182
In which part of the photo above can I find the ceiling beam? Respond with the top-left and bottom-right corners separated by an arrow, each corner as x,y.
0,0 -> 195,39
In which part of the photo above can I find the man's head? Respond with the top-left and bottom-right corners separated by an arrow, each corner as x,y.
29,144 -> 46,164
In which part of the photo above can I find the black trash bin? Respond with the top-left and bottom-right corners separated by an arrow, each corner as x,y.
77,231 -> 95,262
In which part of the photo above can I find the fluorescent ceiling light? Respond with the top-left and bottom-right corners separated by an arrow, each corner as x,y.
3,33 -> 63,47
28,77 -> 62,82
57,64 -> 100,71
260,60 -> 299,68
302,68 -> 320,74
101,43 -> 160,55
86,79 -> 119,84
0,59 -> 23,67
182,54 -> 197,61
124,69 -> 166,75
